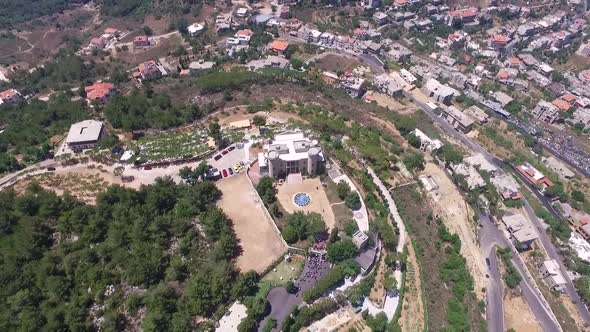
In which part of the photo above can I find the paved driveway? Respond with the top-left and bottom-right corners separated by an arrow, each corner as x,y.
208,144 -> 247,177
261,256 -> 331,331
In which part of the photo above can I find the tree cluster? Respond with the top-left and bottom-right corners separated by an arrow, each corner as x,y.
281,212 -> 326,244
0,178 -> 250,331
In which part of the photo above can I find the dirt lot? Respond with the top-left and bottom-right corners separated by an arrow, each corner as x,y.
114,33 -> 184,65
315,53 -> 363,73
369,250 -> 387,307
398,239 -> 426,332
216,173 -> 287,273
504,293 -> 542,332
421,162 -> 488,300
276,177 -> 336,231
365,91 -> 414,115
11,165 -> 124,204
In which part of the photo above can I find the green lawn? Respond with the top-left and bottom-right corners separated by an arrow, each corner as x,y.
261,256 -> 305,287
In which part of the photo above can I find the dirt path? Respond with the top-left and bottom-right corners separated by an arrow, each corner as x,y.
398,239 -> 425,332
421,162 -> 488,300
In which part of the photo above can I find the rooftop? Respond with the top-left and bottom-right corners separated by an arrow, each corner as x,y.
66,120 -> 103,144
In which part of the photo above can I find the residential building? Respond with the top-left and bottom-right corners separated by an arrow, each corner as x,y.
400,68 -> 417,84
66,120 -> 104,151
235,29 -> 254,44
491,173 -> 522,201
133,35 -> 150,47
422,78 -> 459,105
0,88 -> 23,105
546,82 -> 566,97
373,12 -> 388,25
85,82 -> 116,103
446,7 -> 478,26
270,40 -> 290,56
539,260 -> 567,292
258,132 -> 324,178
373,74 -> 403,97
386,43 -> 412,62
531,100 -> 559,123
516,162 -> 554,190
188,23 -> 204,35
136,60 -> 162,81
90,37 -> 106,49
441,106 -> 474,133
463,153 -> 498,175
341,77 -> 366,98
411,129 -> 444,152
552,98 -> 571,112
246,56 -> 289,71
572,108 -> 590,129
463,105 -> 489,124
450,162 -> 486,189
490,34 -> 509,50
492,91 -> 514,107
502,214 -> 538,250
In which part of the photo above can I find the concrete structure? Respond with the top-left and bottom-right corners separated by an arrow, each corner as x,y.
502,214 -> 539,250
531,100 -> 560,123
492,91 -> 514,107
539,260 -> 567,292
411,129 -> 444,152
491,173 -> 522,201
246,56 -> 289,71
187,22 -> 204,35
189,60 -> 215,73
65,120 -> 104,150
441,106 -> 474,133
463,153 -> 498,175
422,78 -> 459,105
400,68 -> 417,84
259,132 -> 324,178
216,301 -> 247,332
463,105 -> 489,124
450,163 -> 486,190
135,60 -> 162,81
352,230 -> 369,249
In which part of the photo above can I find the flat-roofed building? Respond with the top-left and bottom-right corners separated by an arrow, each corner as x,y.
531,100 -> 559,123
502,214 -> 538,250
463,105 -> 489,124
352,230 -> 369,249
539,260 -> 566,292
411,129 -> 444,152
259,132 -> 324,178
516,162 -> 554,190
66,120 -> 104,151
441,106 -> 474,133
422,78 -> 459,105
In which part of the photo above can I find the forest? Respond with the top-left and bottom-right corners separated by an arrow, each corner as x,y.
0,177 -> 254,331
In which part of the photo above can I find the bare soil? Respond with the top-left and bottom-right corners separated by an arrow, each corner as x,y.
216,173 -> 287,273
504,293 -> 542,332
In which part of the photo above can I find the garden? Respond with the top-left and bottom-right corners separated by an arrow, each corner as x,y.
131,129 -> 213,163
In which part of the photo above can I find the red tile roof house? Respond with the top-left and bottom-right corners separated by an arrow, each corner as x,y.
552,98 -> 572,112
516,163 -> 554,191
136,60 -> 162,81
85,82 -> 116,103
490,34 -> 508,50
0,88 -> 23,105
90,37 -> 106,49
560,93 -> 576,104
270,40 -> 290,56
133,35 -> 151,47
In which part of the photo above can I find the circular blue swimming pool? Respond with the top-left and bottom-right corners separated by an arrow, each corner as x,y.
294,193 -> 311,207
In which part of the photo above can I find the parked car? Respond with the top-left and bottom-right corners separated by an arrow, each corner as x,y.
214,155 -> 222,161
47,167 -> 56,172
222,150 -> 229,155
228,168 -> 233,175
228,146 -> 236,151
144,165 -> 152,170
222,169 -> 228,177
486,258 -> 491,270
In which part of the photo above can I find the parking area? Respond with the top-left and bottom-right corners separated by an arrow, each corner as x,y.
207,144 -> 248,178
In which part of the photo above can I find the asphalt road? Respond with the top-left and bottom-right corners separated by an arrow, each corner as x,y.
407,92 -> 567,330
479,213 -> 562,332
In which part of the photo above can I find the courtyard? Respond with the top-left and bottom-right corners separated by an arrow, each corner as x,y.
216,173 -> 287,273
276,176 -> 336,231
